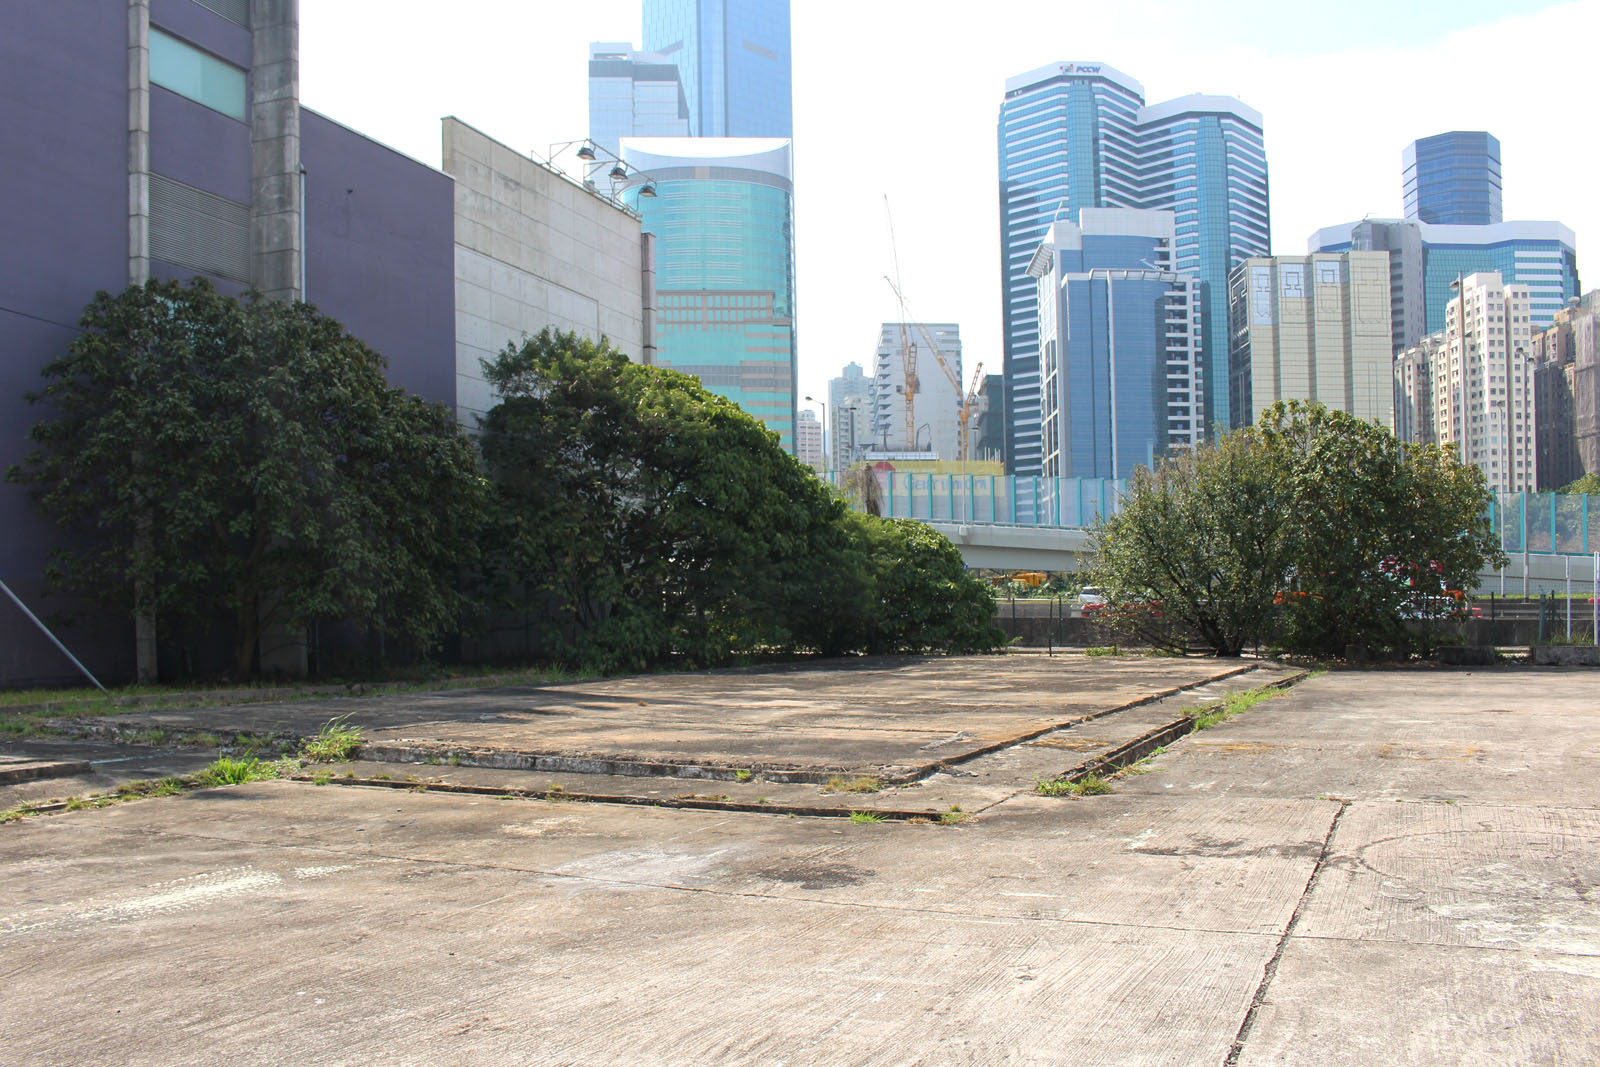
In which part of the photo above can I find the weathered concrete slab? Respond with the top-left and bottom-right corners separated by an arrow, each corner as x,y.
0,754 -> 91,785
3,659 -> 1595,1065
1114,667 -> 1600,807
0,782 -> 1305,1066
1237,939 -> 1600,1066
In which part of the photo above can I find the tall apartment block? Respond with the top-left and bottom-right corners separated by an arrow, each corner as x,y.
619,138 -> 798,449
587,43 -> 691,156
1403,132 -> 1502,226
643,0 -> 793,139
998,62 -> 1267,473
794,409 -> 824,470
871,324 -> 964,461
1529,292 -> 1600,487
1027,210 -> 1203,479
827,361 -> 873,470
1393,272 -> 1538,493
1227,252 -> 1394,428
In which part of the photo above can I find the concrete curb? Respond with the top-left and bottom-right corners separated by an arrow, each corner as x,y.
288,775 -> 959,823
0,759 -> 93,785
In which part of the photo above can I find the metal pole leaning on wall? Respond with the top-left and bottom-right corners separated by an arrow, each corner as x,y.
0,578 -> 108,692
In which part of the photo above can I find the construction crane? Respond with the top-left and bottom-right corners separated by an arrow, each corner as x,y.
959,359 -> 985,463
883,196 -> 919,450
884,196 -> 968,458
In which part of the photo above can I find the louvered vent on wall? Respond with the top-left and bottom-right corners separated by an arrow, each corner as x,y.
149,174 -> 252,285
193,0 -> 250,28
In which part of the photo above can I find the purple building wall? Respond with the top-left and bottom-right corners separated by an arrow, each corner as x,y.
301,110 -> 456,408
1,2 -> 139,687
1,1 -> 456,686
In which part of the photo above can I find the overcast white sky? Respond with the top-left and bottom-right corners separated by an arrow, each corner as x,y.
301,0 -> 1598,411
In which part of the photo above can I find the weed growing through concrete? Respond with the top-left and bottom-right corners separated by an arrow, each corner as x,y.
1192,683 -> 1292,732
939,807 -> 966,825
1036,774 -> 1114,797
754,796 -> 769,804
198,756 -> 277,787
824,775 -> 881,794
302,714 -> 363,762
734,769 -> 753,782
849,811 -> 884,824
313,773 -> 331,786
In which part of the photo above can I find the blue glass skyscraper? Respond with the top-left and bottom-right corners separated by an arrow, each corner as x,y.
998,63 -> 1268,473
998,63 -> 1144,475
1403,131 -> 1502,226
643,0 -> 793,138
1028,210 -> 1203,479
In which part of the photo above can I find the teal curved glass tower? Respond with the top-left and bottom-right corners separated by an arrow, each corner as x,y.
622,138 -> 797,449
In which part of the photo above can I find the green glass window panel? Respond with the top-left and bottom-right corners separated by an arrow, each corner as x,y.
150,29 -> 246,121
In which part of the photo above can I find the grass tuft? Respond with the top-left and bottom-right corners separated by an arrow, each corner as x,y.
824,775 -> 881,794
1036,773 -> 1114,797
848,811 -> 884,824
198,756 -> 277,787
301,714 -> 363,762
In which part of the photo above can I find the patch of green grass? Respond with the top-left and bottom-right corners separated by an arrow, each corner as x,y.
824,775 -> 881,794
301,714 -> 363,762
1037,773 -> 1114,797
190,732 -> 222,749
447,753 -> 461,767
198,756 -> 278,787
734,769 -> 753,783
1192,683 -> 1292,732
312,773 -> 331,786
848,811 -> 884,824
754,796 -> 769,805
938,806 -> 966,826
1084,645 -> 1120,657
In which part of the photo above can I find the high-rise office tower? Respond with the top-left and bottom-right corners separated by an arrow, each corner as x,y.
642,0 -> 793,138
827,361 -> 873,470
871,323 -> 964,460
1027,209 -> 1203,479
998,62 -> 1268,472
599,2 -> 798,451
620,138 -> 798,449
1227,252 -> 1395,429
1403,131 -> 1502,226
588,43 -> 691,156
998,63 -> 1144,476
1312,219 -> 1579,334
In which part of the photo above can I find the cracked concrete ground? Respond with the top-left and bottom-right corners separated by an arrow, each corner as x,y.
1,659 -> 1596,1065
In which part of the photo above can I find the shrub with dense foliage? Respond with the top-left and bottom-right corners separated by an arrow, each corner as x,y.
7,279 -> 487,678
476,328 -> 1003,669
1090,401 -> 1504,658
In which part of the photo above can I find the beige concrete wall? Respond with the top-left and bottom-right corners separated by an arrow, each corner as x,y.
442,118 -> 647,424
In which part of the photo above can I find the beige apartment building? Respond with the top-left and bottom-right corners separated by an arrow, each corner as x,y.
1226,251 -> 1394,428
1393,271 -> 1537,492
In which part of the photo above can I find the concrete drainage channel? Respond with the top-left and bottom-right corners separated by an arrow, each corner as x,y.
294,664 -> 1302,823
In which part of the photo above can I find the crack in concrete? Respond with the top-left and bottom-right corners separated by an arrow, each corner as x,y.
1223,798 -> 1350,1067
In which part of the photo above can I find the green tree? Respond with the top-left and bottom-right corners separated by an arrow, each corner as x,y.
478,328 -> 855,670
7,278 -> 487,679
1257,402 -> 1502,656
1089,429 -> 1295,656
1558,472 -> 1600,495
476,328 -> 1005,668
848,515 -> 1005,655
1090,401 -> 1503,658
